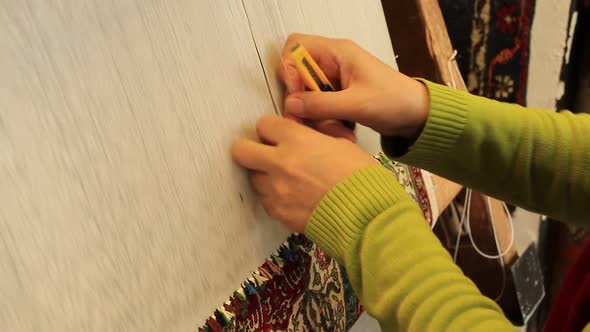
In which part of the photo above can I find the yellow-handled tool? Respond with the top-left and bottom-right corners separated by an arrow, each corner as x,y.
288,44 -> 355,130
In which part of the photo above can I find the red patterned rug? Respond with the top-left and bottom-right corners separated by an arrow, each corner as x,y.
439,0 -> 536,105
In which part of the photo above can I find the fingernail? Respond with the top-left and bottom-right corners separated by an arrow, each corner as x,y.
285,95 -> 304,116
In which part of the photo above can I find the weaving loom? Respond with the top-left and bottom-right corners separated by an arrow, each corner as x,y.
0,1 -> 499,330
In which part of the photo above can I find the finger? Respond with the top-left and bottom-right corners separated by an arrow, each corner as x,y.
249,171 -> 272,196
277,56 -> 341,96
282,98 -> 305,124
277,58 -> 304,94
260,197 -> 290,224
314,120 -> 356,142
260,197 -> 280,221
259,198 -> 308,233
281,33 -> 341,83
256,114 -> 313,145
231,139 -> 276,172
284,89 -> 362,121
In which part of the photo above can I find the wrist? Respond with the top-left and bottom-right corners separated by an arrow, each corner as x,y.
383,78 -> 430,139
409,80 -> 431,138
383,80 -> 469,161
379,80 -> 430,156
397,79 -> 430,139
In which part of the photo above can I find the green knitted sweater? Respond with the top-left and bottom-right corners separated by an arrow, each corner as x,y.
305,80 -> 590,331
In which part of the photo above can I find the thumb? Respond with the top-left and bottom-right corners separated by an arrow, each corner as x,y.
284,89 -> 361,121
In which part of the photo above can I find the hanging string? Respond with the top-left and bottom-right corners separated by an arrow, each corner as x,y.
447,49 -> 458,89
451,189 -> 514,301
452,189 -> 515,260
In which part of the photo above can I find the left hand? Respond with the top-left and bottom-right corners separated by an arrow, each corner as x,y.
231,115 -> 378,233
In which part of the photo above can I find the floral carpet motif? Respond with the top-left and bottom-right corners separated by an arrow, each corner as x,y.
199,154 -> 433,331
439,0 -> 536,105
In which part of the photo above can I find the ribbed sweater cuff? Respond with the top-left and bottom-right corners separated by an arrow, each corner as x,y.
304,165 -> 411,263
383,80 -> 469,167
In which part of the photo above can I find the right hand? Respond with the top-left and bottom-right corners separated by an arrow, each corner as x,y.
279,33 -> 430,139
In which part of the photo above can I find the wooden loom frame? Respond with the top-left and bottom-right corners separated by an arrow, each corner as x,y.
380,0 -> 518,264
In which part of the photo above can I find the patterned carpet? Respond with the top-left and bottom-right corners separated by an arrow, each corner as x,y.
439,0 -> 536,105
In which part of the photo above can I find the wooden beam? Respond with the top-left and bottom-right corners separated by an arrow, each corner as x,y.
381,0 -> 516,264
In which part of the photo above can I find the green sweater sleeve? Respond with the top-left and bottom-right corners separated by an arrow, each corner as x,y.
384,80 -> 590,224
304,81 -> 590,331
305,166 -> 515,331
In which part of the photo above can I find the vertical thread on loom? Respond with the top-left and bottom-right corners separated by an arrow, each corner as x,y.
452,189 -> 515,301
239,0 -> 280,114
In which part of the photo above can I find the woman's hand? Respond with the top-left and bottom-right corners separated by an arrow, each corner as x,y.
231,115 -> 377,233
279,33 -> 430,139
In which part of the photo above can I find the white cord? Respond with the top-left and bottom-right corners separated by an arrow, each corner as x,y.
484,195 -> 508,301
465,194 -> 515,259
453,189 -> 515,260
447,50 -> 458,89
452,189 -> 512,301
452,189 -> 470,263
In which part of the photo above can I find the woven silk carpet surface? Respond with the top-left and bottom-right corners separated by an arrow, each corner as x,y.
0,0 -> 402,331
